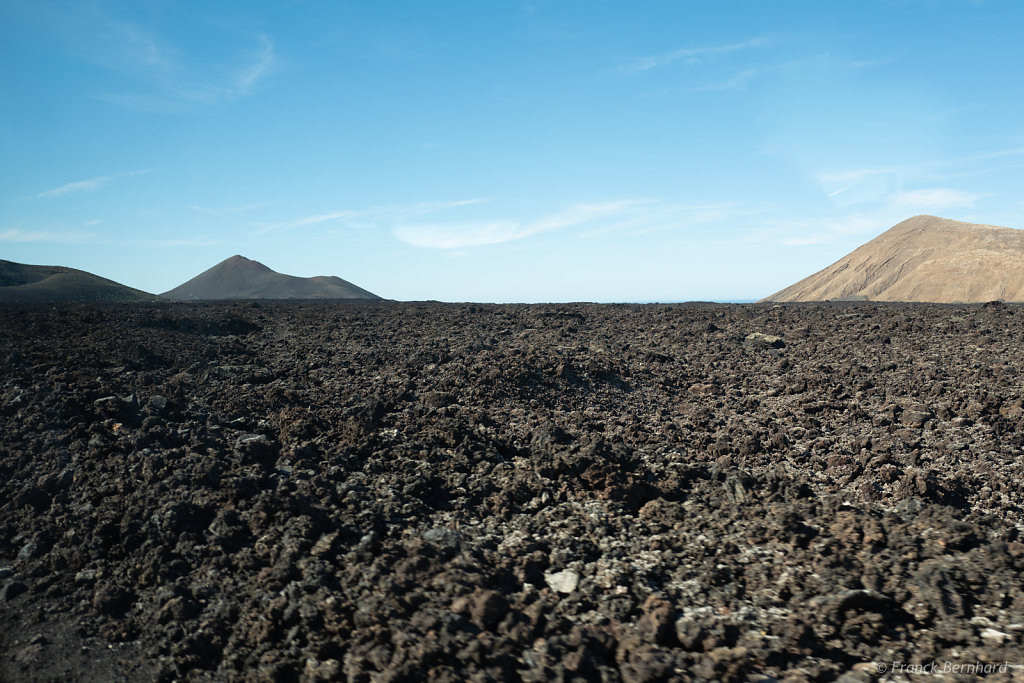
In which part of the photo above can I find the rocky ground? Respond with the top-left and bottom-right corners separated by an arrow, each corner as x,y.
1,301 -> 1023,682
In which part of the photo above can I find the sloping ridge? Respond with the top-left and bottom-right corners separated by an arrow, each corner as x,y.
0,260 -> 154,303
161,255 -> 381,301
764,215 -> 1024,303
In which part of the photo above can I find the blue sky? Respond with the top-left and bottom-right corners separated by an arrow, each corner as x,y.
3,1 -> 1024,302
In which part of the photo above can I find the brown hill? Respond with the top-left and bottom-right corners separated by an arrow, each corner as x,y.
0,260 -> 155,303
161,255 -> 381,301
764,215 -> 1024,303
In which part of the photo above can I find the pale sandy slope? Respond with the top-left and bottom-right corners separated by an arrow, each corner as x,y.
764,215 -> 1024,303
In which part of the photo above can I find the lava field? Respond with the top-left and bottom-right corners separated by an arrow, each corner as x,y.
1,301 -> 1023,682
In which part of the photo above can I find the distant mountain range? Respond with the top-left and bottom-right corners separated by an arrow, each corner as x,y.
0,260 -> 155,303
765,215 -> 1024,303
161,255 -> 380,301
0,256 -> 380,303
6,217 -> 1024,304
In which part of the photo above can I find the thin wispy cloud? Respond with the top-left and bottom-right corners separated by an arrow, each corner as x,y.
524,200 -> 655,234
818,167 -> 900,205
191,203 -> 268,216
236,36 -> 276,95
34,169 -> 153,199
776,185 -> 983,248
782,234 -> 835,246
842,56 -> 901,70
691,54 -> 825,93
126,237 -> 224,248
394,220 -> 524,249
74,21 -> 176,76
393,199 -> 695,249
690,68 -> 760,92
400,199 -> 491,216
392,199 -> 773,249
255,210 -> 365,234
0,225 -> 218,248
287,210 -> 362,230
639,55 -> 811,98
580,202 -> 760,238
922,104 -> 982,125
819,147 -> 1024,205
257,199 -> 492,234
931,146 -> 1024,179
76,16 -> 279,111
766,214 -> 885,248
619,37 -> 769,74
36,176 -> 113,198
820,167 -> 982,206
891,188 -> 979,208
0,228 -> 95,243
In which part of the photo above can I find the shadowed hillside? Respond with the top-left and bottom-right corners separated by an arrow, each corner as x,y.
0,260 -> 155,303
161,255 -> 380,301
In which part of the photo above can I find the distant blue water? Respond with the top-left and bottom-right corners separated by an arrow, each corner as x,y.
626,299 -> 758,304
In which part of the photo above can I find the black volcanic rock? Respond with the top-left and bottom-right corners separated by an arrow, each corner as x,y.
3,301 -> 1024,681
161,255 -> 380,300
0,260 -> 154,303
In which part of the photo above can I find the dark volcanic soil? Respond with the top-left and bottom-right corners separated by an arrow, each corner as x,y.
2,302 -> 1023,682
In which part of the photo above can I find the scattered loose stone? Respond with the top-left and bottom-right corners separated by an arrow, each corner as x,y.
2,302 -> 1023,682
745,332 -> 786,348
0,581 -> 27,602
544,569 -> 580,594
979,627 -> 1012,644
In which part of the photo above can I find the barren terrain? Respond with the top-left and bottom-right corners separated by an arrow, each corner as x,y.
0,260 -> 154,304
2,301 -> 1023,682
161,256 -> 380,301
765,215 -> 1024,303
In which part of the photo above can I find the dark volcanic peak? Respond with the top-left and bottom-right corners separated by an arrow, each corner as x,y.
0,259 -> 154,303
765,215 -> 1024,303
222,255 -> 272,272
161,255 -> 381,301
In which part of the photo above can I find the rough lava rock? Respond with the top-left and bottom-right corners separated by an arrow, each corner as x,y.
2,301 -> 1024,681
